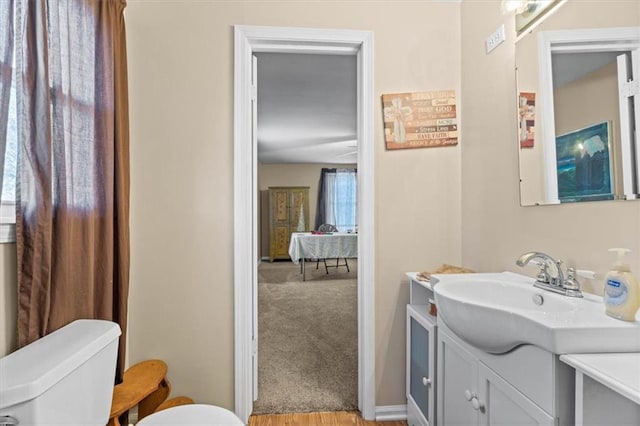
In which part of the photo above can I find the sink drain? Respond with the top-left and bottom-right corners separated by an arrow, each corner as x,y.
532,293 -> 544,306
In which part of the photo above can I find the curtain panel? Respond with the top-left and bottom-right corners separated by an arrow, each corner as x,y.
314,168 -> 331,230
15,0 -> 130,379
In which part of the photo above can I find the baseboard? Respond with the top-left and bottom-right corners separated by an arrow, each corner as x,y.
375,404 -> 407,421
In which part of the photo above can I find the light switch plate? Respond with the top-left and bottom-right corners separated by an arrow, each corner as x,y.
486,24 -> 505,54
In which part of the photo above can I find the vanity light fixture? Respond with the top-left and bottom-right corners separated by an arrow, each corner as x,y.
502,0 -> 561,14
509,0 -> 567,37
501,0 -> 530,14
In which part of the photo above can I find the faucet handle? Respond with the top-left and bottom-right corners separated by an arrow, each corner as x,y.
575,269 -> 596,280
563,268 -> 583,297
531,260 -> 551,283
564,268 -> 596,286
564,268 -> 580,290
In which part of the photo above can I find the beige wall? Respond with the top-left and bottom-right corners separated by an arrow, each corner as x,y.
126,0 -> 461,409
461,1 -> 640,297
258,163 -> 355,258
0,243 -> 17,357
554,63 -> 619,137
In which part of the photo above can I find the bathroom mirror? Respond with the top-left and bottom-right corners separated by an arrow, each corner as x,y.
515,1 -> 640,206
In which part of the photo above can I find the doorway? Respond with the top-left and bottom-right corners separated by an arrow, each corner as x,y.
233,26 -> 375,423
254,51 -> 358,414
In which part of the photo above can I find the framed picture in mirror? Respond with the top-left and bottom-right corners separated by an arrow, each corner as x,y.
518,92 -> 535,148
556,121 -> 613,203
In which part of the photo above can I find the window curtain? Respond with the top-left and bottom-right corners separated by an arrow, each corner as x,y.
314,168 -> 357,232
314,168 -> 332,229
16,0 -> 130,380
0,0 -> 14,194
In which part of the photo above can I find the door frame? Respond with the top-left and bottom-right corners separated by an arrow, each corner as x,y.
233,25 -> 375,423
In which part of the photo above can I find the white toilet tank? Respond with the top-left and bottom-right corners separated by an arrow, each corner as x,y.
0,319 -> 121,426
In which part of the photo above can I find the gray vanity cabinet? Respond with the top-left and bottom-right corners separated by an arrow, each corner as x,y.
437,325 -> 562,426
478,363 -> 554,425
437,330 -> 478,425
406,274 -> 438,426
407,305 -> 437,426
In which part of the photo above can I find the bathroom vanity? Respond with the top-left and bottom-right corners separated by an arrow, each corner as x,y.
407,271 -> 640,426
406,272 -> 574,426
407,272 -> 573,426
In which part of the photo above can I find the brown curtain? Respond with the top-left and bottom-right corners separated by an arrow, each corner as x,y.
16,0 -> 130,380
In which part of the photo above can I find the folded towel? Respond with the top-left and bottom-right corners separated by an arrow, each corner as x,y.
416,264 -> 475,282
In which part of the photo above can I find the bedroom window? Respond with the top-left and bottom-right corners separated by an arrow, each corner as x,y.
0,3 -> 16,242
0,74 -> 16,240
316,168 -> 357,233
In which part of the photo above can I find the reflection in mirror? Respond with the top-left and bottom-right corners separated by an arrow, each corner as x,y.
538,28 -> 640,204
515,1 -> 640,206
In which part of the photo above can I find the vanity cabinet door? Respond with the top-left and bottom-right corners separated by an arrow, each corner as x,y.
478,362 -> 554,426
407,305 -> 436,426
437,330 -> 479,426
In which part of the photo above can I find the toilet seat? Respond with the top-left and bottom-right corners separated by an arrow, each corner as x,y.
136,404 -> 244,425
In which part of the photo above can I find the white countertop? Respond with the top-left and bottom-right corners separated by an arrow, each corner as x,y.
406,272 -> 434,290
560,352 -> 640,405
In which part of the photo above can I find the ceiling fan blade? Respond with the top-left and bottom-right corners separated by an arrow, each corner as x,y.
335,150 -> 358,158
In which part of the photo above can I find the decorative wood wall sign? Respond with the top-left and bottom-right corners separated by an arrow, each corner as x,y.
382,90 -> 458,150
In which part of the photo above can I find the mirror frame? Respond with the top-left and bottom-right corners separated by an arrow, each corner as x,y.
537,27 -> 640,203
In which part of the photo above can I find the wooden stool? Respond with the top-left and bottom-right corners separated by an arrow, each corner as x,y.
108,360 -> 168,426
107,359 -> 195,426
154,396 -> 195,413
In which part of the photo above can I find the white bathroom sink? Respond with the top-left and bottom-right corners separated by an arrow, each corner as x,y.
433,272 -> 640,354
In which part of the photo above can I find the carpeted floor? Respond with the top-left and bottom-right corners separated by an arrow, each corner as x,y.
252,260 -> 358,414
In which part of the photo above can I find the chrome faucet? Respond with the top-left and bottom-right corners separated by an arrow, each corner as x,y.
516,251 -> 583,297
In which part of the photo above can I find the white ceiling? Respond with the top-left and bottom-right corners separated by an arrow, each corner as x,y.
256,53 -> 357,164
552,51 -> 624,89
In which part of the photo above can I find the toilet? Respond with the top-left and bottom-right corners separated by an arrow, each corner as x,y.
137,404 -> 243,425
0,319 -> 121,425
0,320 -> 243,426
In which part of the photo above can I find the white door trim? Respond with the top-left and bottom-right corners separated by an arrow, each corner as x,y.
233,25 -> 375,423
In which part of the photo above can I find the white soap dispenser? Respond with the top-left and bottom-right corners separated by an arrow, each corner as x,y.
604,248 -> 640,321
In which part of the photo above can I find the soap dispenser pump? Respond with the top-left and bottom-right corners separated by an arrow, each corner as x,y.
604,248 -> 640,321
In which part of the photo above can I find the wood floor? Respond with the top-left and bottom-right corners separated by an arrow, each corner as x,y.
248,411 -> 407,425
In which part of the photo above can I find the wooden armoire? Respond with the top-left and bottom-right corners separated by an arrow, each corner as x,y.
268,186 -> 310,261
